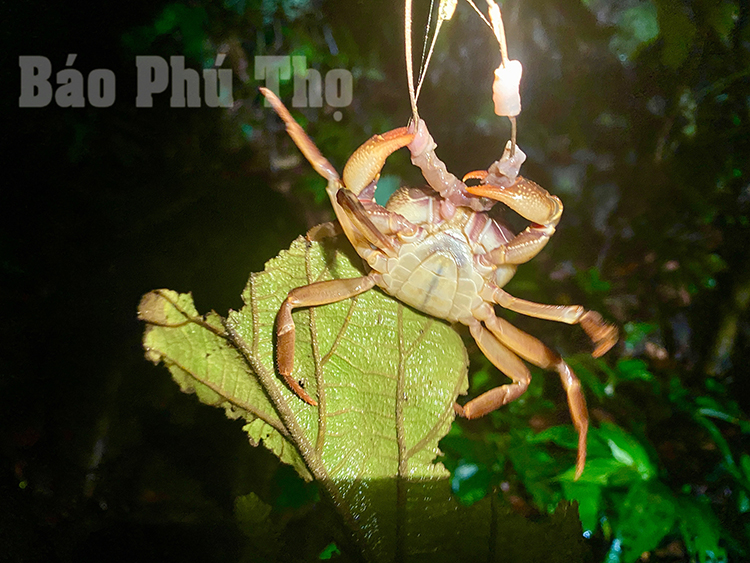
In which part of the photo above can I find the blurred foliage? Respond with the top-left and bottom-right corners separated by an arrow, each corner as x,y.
441,352 -> 747,562
4,0 -> 750,561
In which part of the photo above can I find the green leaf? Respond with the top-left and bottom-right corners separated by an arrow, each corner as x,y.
529,424 -> 612,462
576,267 -> 612,294
555,424 -> 654,486
615,482 -> 678,563
235,492 -> 273,531
598,423 -> 656,481
141,234 -> 466,557
562,481 -> 602,534
694,394 -> 750,433
528,425 -> 580,449
737,489 -> 750,514
451,460 -> 492,505
609,2 -> 660,63
741,454 -> 750,483
568,355 -> 610,399
676,496 -> 727,563
121,3 -> 208,61
234,492 -> 281,561
623,321 -> 658,352
559,458 -> 633,486
656,0 -> 697,69
318,542 -> 341,560
615,359 -> 654,382
139,288 -> 312,480
141,234 -> 588,561
508,433 -> 566,511
707,0 -> 739,43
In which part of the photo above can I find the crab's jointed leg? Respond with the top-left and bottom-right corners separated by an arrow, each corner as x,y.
488,286 -> 618,357
481,310 -> 588,479
306,221 -> 343,242
408,119 -> 495,214
260,87 -> 416,250
336,189 -> 399,257
467,169 -> 617,356
260,87 -> 339,184
275,188 -> 422,405
460,303 -> 589,479
261,88 -> 415,200
458,320 -> 531,418
276,276 -> 377,405
263,87 -> 426,405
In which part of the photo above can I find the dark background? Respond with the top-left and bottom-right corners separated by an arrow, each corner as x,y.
2,0 -> 749,561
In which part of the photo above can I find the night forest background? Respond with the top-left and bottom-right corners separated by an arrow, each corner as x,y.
2,0 -> 750,561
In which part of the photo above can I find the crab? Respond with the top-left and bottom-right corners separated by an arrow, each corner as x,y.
261,87 -> 617,477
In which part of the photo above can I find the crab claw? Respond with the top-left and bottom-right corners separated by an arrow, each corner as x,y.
342,128 -> 415,196
466,178 -> 563,228
462,170 -> 489,183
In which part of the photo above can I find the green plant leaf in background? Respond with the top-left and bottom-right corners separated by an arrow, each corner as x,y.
527,407 -> 730,562
677,496 -> 728,563
140,233 -> 587,562
608,1 -> 660,63
655,0 -> 698,70
121,3 -> 208,61
614,482 -> 678,563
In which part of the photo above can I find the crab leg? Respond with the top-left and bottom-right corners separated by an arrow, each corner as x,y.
336,189 -> 399,257
458,320 -> 531,420
261,87 -> 414,195
480,312 -> 588,479
260,87 -> 339,184
261,87 -> 417,250
407,119 -> 495,213
462,303 -> 589,478
359,199 -> 423,238
276,276 -> 377,405
488,286 -> 618,357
